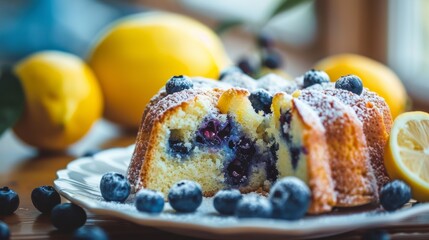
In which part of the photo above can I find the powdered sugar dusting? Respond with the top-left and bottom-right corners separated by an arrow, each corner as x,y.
298,90 -> 347,125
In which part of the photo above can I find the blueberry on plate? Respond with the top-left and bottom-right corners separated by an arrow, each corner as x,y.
213,189 -> 242,215
165,75 -> 193,95
302,69 -> 330,88
335,74 -> 363,95
72,226 -> 109,240
0,187 -> 19,215
235,194 -> 272,218
362,229 -> 390,240
380,180 -> 411,211
99,172 -> 131,202
51,203 -> 87,231
249,89 -> 273,114
168,180 -> 202,213
219,66 -> 242,80
0,221 -> 10,240
269,176 -> 311,220
135,189 -> 165,214
31,186 -> 61,214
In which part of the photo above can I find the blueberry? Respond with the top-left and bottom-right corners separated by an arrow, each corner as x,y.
135,189 -> 164,214
362,229 -> 390,240
0,187 -> 19,215
72,226 -> 109,240
269,177 -> 311,220
249,89 -> 273,114
100,172 -> 131,202
380,180 -> 411,211
81,149 -> 101,157
237,58 -> 256,76
213,189 -> 243,215
257,33 -> 275,49
0,221 -> 10,240
219,66 -> 243,80
335,74 -> 363,95
262,50 -> 283,69
195,119 -> 222,146
168,180 -> 202,213
303,69 -> 330,88
31,186 -> 61,214
51,203 -> 87,231
226,137 -> 255,186
165,75 -> 193,94
235,195 -> 272,218
169,140 -> 191,155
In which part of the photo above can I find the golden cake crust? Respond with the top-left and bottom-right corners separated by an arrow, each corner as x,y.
323,88 -> 391,189
298,89 -> 377,207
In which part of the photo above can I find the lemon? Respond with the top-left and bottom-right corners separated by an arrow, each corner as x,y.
88,12 -> 231,128
384,111 -> 429,201
315,54 -> 407,119
13,51 -> 103,150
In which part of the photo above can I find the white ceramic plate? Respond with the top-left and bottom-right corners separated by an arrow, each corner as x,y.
54,146 -> 429,239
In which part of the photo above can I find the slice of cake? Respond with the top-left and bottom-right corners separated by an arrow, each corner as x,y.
296,89 -> 378,206
268,92 -> 336,213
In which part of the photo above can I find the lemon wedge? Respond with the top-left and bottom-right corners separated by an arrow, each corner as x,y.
385,111 -> 429,201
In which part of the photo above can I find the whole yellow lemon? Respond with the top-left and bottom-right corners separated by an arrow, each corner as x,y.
315,54 -> 407,119
13,51 -> 103,150
88,12 -> 230,128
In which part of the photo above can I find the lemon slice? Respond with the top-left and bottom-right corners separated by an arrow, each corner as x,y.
385,111 -> 429,201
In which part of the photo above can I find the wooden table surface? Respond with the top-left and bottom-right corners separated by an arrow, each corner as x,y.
1,120 -> 429,240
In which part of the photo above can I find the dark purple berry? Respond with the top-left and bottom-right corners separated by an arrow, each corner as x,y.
31,186 -> 61,214
269,177 -> 310,220
165,75 -> 193,94
0,221 -> 10,240
236,138 -> 256,156
303,69 -> 330,88
237,58 -> 256,76
100,172 -> 131,202
168,180 -> 202,213
213,189 -> 242,215
135,189 -> 164,214
335,74 -> 363,95
219,66 -> 242,80
169,140 -> 191,156
262,50 -> 283,69
72,226 -> 109,240
196,119 -> 224,146
249,89 -> 273,114
226,138 -> 255,186
362,229 -> 390,240
235,195 -> 272,218
51,203 -> 86,232
380,180 -> 411,211
0,187 -> 19,215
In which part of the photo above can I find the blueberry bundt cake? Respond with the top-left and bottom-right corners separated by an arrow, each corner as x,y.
127,71 -> 392,214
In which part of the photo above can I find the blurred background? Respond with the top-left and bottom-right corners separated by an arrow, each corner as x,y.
0,0 -> 428,171
1,0 -> 428,101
